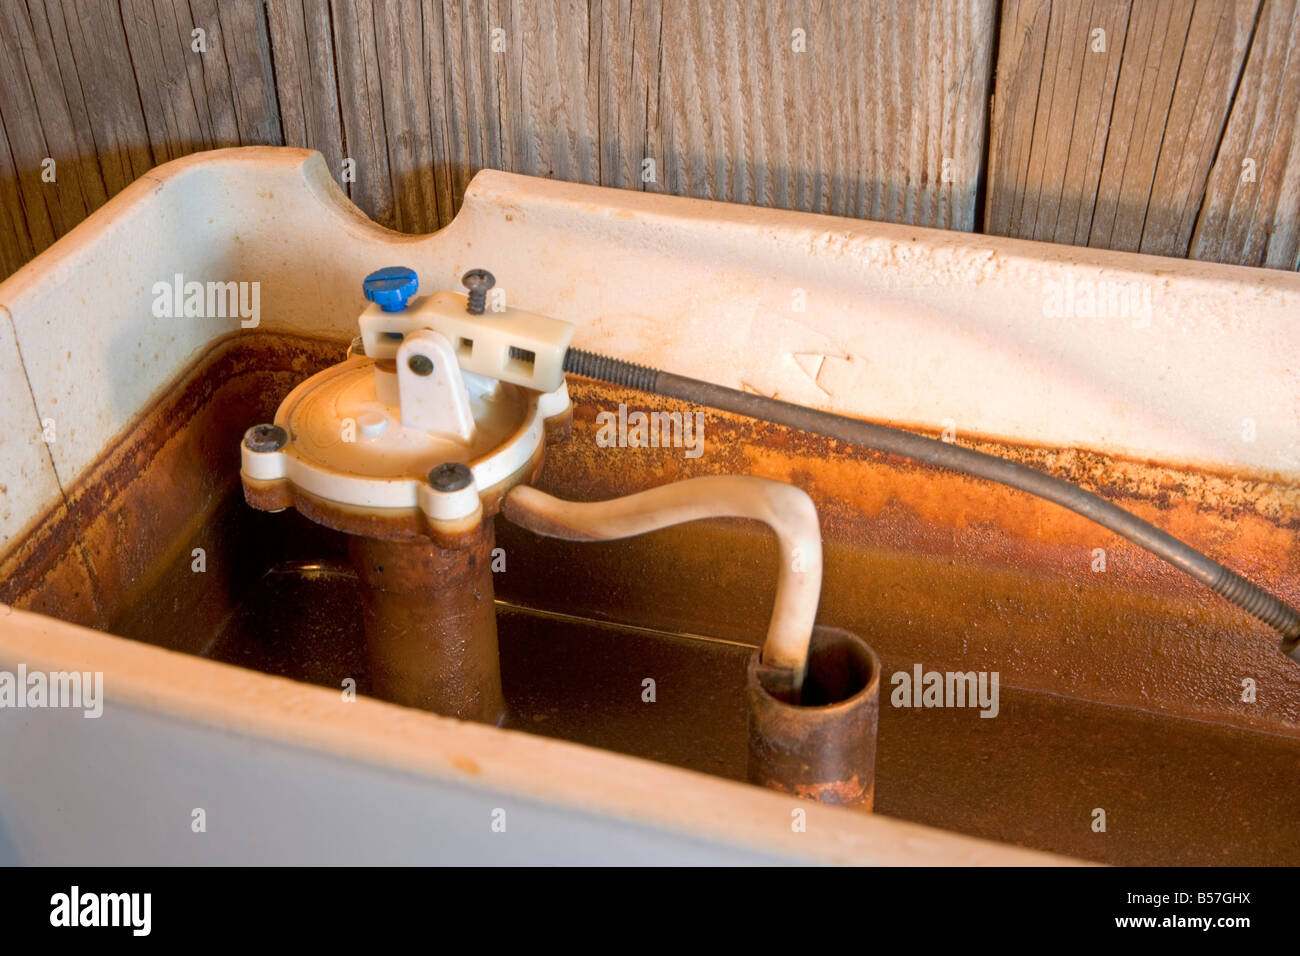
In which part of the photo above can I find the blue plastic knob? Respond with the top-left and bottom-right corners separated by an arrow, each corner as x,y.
362,266 -> 419,312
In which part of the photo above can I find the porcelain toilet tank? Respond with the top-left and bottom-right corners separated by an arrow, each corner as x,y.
2,147 -> 1298,865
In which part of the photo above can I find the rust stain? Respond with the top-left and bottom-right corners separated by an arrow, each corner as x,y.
451,755 -> 481,775
5,331 -> 1300,864
746,628 -> 879,810
791,776 -> 871,807
513,377 -> 1300,734
0,331 -> 346,629
350,525 -> 505,723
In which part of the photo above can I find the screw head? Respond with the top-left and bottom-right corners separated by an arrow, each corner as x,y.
244,423 -> 287,453
461,268 -> 495,293
407,353 -> 434,376
428,462 -> 473,492
363,266 -> 419,312
461,268 -> 495,315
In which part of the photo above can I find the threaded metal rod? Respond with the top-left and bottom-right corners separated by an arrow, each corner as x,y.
564,347 -> 1300,656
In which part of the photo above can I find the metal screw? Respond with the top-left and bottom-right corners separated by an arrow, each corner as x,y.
428,462 -> 473,492
408,354 -> 434,376
461,268 -> 495,315
244,423 -> 287,453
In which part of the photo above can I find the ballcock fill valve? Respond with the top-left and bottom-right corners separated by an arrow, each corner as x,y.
236,267 -> 874,808
241,265 -> 576,542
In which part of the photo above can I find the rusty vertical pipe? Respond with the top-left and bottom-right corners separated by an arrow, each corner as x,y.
746,626 -> 880,809
348,522 -> 505,725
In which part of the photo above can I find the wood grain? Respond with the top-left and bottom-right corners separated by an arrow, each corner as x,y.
120,0 -> 215,162
266,0 -> 345,179
986,0 -> 1260,255
196,0 -> 282,146
1191,0 -> 1300,269
652,0 -> 996,227
1,0 -> 1298,280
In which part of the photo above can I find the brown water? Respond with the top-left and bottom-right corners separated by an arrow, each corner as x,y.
122,534 -> 1300,867
7,331 -> 1298,866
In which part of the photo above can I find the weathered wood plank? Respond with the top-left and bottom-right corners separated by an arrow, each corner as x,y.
1139,0 -> 1258,256
265,0 -> 346,178
1085,0 -> 1199,252
418,0 -> 457,223
987,0 -> 1133,244
1091,0 -> 1258,254
120,0 -> 213,162
591,0 -> 661,192
436,0 -> 506,215
3,0 -> 1299,280
0,0 -> 123,255
0,101 -> 38,277
654,0 -> 996,228
0,0 -> 280,271
501,0 -> 599,188
0,0 -> 999,261
329,0 -> 396,227
372,0 -> 442,232
985,0 -> 1260,257
1191,0 -> 1300,269
0,2 -> 67,253
17,0 -> 111,214
197,0 -> 283,146
46,0 -> 155,196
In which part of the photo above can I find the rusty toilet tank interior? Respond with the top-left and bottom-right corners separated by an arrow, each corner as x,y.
3,324 -> 1298,866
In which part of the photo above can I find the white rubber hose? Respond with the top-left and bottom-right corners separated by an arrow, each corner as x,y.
503,475 -> 822,688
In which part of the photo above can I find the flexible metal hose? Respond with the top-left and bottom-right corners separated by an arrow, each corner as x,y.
564,347 -> 1300,657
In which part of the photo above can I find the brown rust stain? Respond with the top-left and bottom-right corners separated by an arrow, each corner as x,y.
451,755 -> 481,775
350,524 -> 505,723
560,379 -> 1300,573
0,332 -> 345,630
508,377 -> 1300,734
5,331 -> 1300,864
790,776 -> 871,807
543,408 -> 573,446
746,628 -> 879,810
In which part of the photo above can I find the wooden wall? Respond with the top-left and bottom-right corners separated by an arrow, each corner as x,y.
1,0 -> 1297,280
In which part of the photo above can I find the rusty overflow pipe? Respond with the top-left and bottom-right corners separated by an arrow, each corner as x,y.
746,626 -> 881,809
347,521 -> 505,724
504,477 -> 885,805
